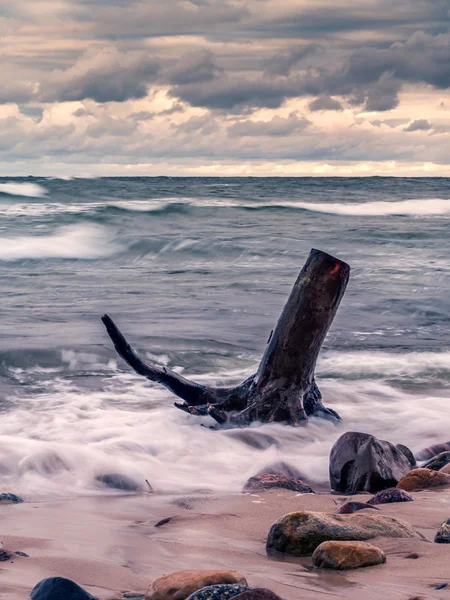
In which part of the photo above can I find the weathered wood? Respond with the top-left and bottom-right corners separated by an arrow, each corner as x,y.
102,248 -> 350,427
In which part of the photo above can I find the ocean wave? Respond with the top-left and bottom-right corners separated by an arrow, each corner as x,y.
0,224 -> 120,261
318,350 -> 450,378
0,182 -> 47,198
280,198 -> 450,216
1,196 -> 450,218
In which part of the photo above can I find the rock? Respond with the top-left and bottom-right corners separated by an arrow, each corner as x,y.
95,473 -> 142,492
30,577 -> 96,600
15,551 -> 29,557
225,430 -> 280,450
416,442 -> 450,462
233,590 -> 285,600
312,540 -> 386,570
254,461 -> 304,480
434,518 -> 450,543
0,493 -> 23,504
185,585 -> 249,600
368,488 -> 414,505
266,510 -> 423,557
440,463 -> 450,474
397,444 -> 416,468
150,570 -> 247,600
421,452 -> 450,471
396,468 -> 450,492
329,432 -> 411,494
336,501 -> 379,514
0,549 -> 12,561
243,474 -> 314,494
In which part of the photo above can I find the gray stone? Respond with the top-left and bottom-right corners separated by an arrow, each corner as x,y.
329,432 -> 411,494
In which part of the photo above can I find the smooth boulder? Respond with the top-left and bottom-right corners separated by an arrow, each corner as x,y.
368,488 -> 413,505
30,577 -> 96,600
255,461 -> 304,480
95,473 -> 142,492
243,474 -> 313,493
329,432 -> 411,494
266,510 -> 423,556
435,518 -> 450,543
416,442 -> 450,461
312,540 -> 386,570
150,570 -> 247,600
396,468 -> 450,492
186,585 -> 249,600
421,452 -> 450,471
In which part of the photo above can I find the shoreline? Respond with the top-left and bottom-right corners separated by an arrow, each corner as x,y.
2,489 -> 450,599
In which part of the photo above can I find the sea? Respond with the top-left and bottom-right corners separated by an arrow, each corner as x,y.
0,176 -> 449,499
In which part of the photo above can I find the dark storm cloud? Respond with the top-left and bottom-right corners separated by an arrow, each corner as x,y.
40,48 -> 160,103
70,0 -> 249,38
403,119 -> 433,131
165,50 -> 223,84
308,95 -> 343,111
170,31 -> 450,113
264,44 -> 322,76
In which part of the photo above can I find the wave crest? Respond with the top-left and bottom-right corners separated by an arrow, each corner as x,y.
0,182 -> 47,198
0,224 -> 120,261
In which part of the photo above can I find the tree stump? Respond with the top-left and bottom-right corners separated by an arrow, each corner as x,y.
102,248 -> 350,427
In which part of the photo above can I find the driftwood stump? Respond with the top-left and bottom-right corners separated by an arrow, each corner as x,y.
102,248 -> 350,427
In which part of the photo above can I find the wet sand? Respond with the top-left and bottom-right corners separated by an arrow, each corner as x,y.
1,489 -> 450,599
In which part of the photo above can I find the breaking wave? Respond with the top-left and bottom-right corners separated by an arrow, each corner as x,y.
284,198 -> 450,217
0,182 -> 47,198
0,224 -> 120,261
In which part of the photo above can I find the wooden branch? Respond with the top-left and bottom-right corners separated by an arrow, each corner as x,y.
101,315 -> 217,406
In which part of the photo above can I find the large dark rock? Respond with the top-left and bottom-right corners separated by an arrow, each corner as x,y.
396,444 -> 416,468
416,442 -> 450,462
266,510 -> 423,557
421,452 -> 450,471
329,432 -> 412,494
30,577 -> 96,600
95,473 -> 142,491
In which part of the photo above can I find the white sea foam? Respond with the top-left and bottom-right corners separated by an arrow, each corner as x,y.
2,196 -> 449,217
0,350 -> 449,499
284,198 -> 450,216
318,350 -> 450,377
0,182 -> 47,198
0,224 -> 120,261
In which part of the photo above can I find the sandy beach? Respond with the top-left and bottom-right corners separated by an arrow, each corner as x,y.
2,487 -> 450,599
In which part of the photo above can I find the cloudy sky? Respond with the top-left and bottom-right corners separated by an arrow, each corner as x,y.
1,0 -> 449,176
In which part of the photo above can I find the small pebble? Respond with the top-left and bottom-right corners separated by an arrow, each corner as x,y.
435,583 -> 448,590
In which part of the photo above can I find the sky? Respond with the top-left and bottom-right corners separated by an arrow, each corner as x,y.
0,0 -> 449,176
